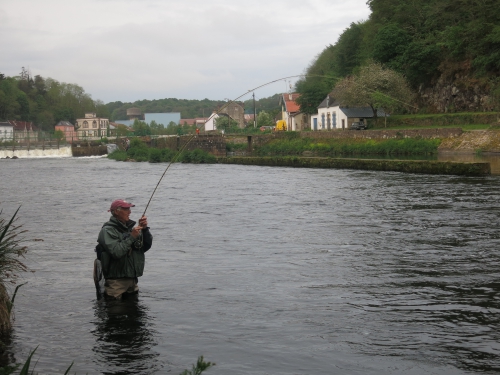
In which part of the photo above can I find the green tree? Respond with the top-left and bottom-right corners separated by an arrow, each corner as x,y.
256,111 -> 273,127
215,116 -> 238,132
332,62 -> 415,119
132,119 -> 151,136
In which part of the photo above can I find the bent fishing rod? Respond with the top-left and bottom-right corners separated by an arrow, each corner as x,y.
140,74 -> 309,217
140,72 -> 417,217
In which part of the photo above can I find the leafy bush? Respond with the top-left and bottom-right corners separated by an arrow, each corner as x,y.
148,148 -> 162,163
160,148 -> 177,162
178,149 -> 216,163
107,150 -> 128,161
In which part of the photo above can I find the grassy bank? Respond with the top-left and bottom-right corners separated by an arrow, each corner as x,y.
377,112 -> 500,129
255,137 -> 441,157
108,138 -> 216,164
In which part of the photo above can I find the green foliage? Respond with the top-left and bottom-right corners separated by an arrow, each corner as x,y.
132,119 -> 152,136
179,356 -> 215,375
122,138 -> 150,161
332,62 -> 415,116
53,130 -> 65,142
256,111 -> 274,127
256,137 -> 440,156
226,142 -> 248,152
298,0 -> 500,105
0,72 -> 99,130
107,150 -> 128,161
243,94 -> 281,120
215,116 -> 239,132
0,207 -> 28,337
178,149 -> 216,164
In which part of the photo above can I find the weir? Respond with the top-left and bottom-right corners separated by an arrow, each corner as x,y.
0,146 -> 72,159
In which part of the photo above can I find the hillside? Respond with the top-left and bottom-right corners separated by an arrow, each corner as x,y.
105,94 -> 282,121
296,0 -> 500,114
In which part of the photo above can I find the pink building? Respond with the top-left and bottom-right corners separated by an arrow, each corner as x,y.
55,121 -> 77,142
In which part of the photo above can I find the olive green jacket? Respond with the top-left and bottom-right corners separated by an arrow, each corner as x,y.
97,216 -> 153,279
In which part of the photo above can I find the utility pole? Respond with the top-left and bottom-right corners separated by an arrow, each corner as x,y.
253,92 -> 257,128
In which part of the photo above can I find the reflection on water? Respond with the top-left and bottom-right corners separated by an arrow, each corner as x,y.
92,297 -> 161,374
1,158 -> 499,374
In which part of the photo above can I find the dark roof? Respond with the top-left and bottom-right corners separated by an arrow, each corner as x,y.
8,121 -> 38,131
317,95 -> 341,109
55,121 -> 74,127
0,122 -> 13,127
340,107 -> 386,118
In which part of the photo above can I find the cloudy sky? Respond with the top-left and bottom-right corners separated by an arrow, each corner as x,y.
0,0 -> 371,104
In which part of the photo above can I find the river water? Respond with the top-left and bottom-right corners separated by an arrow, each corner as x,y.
1,157 -> 499,374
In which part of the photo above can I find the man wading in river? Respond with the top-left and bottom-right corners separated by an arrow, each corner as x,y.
97,199 -> 153,300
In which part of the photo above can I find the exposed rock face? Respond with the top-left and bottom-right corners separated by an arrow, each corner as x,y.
419,78 -> 494,113
417,62 -> 496,113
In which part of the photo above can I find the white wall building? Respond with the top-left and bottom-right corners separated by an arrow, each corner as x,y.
311,95 -> 386,130
204,112 -> 219,132
0,122 -> 14,141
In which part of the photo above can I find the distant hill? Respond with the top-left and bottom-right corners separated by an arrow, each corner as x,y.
106,94 -> 282,121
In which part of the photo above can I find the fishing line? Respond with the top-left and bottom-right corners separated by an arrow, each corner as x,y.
141,73 -> 416,217
141,74 -> 308,217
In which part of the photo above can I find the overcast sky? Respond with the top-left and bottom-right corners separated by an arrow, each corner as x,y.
0,0 -> 371,104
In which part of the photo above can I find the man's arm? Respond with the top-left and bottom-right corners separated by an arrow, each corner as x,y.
101,227 -> 135,259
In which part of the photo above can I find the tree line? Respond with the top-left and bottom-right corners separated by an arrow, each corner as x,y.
106,94 -> 282,122
0,68 -> 110,131
296,0 -> 500,114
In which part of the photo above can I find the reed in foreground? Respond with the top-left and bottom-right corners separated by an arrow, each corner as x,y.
0,207 -> 28,335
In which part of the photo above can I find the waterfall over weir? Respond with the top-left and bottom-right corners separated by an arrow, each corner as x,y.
0,146 -> 72,159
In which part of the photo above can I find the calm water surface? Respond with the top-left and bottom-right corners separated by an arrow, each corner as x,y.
1,157 -> 499,374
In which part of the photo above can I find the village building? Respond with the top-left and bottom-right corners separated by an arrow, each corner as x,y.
217,102 -> 245,129
9,121 -> 39,142
0,122 -> 14,142
75,113 -> 109,138
204,112 -> 220,132
311,94 -> 386,130
280,93 -> 307,131
54,121 -> 77,142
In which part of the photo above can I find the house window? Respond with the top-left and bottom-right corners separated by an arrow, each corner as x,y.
83,121 -> 89,129
321,114 -> 325,129
92,121 -> 97,128
333,112 -> 337,128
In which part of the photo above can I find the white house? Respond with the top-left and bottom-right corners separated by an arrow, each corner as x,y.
311,95 -> 386,130
204,112 -> 220,132
0,122 -> 14,141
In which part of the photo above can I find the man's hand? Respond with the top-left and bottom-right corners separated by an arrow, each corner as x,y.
138,216 -> 148,228
131,226 -> 143,238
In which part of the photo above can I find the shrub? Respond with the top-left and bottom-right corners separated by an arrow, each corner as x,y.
107,150 -> 128,161
178,149 -> 216,164
148,148 -> 162,163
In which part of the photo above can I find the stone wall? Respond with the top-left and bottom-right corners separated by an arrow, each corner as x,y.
153,135 -> 226,156
72,145 -> 108,157
298,128 -> 464,140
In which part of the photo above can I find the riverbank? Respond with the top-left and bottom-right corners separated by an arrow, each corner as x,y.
217,156 -> 491,176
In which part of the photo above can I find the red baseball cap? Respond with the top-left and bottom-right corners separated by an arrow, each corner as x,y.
108,199 -> 135,212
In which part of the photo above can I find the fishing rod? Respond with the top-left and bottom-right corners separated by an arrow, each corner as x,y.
141,74 -> 310,217
140,72 -> 417,217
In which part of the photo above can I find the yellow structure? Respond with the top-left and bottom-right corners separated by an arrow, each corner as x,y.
275,120 -> 287,131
